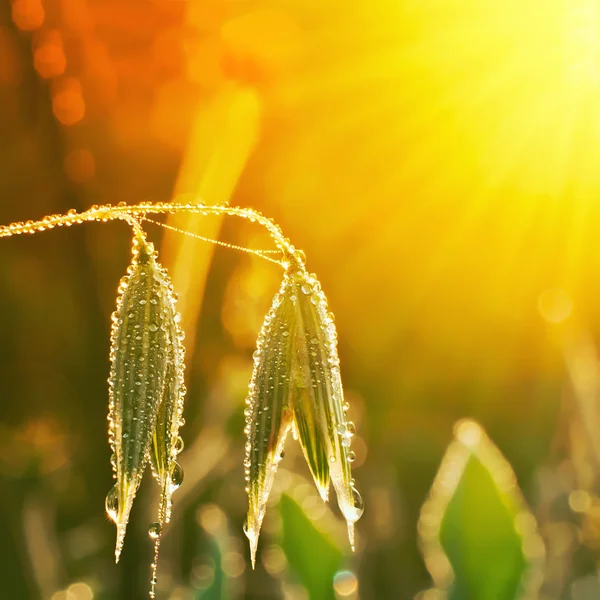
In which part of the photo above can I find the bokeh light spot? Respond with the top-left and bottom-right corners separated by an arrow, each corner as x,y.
221,551 -> 245,577
262,544 -> 287,576
12,0 -> 44,31
52,78 -> 85,126
454,419 -> 482,448
569,489 -> 592,513
333,570 -> 358,597
538,288 -> 572,323
196,503 -> 226,535
66,582 -> 94,600
34,31 -> 67,79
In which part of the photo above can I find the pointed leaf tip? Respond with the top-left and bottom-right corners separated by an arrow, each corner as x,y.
244,266 -> 364,562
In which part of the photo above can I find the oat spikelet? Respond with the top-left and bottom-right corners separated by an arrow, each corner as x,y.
244,250 -> 364,566
106,227 -> 185,567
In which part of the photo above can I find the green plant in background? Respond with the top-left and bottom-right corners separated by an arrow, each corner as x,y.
418,420 -> 545,600
0,201 -> 364,598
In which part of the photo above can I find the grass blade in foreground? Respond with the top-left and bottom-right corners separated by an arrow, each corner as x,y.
106,228 -> 185,572
244,251 -> 363,566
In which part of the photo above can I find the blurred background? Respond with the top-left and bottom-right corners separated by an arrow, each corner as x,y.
1,0 -> 600,598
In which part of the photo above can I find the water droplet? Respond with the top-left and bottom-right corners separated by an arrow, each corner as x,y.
172,436 -> 184,454
301,283 -> 311,295
170,461 -> 184,488
349,487 -> 364,521
347,451 -> 356,463
345,422 -> 356,436
330,455 -> 336,463
148,522 -> 162,539
342,437 -> 351,448
337,424 -> 347,435
148,324 -> 158,332
139,299 -> 147,305
105,484 -> 119,520
174,313 -> 182,323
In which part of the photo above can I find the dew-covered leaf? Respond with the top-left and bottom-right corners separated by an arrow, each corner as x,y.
418,420 -> 544,600
244,257 -> 364,565
106,229 -> 185,565
243,277 -> 296,566
280,493 -> 342,600
288,268 -> 363,548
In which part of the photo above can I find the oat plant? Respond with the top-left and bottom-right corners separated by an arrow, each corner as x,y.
0,201 -> 364,597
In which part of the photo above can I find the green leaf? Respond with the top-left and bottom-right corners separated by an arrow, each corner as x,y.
419,420 -> 544,600
440,454 -> 526,600
280,493 -> 343,600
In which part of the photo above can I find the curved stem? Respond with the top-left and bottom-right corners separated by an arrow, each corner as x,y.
0,200 -> 298,266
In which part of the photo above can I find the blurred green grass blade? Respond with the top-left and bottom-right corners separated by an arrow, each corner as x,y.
195,537 -> 224,600
419,420 -> 545,600
280,493 -> 343,600
440,455 -> 526,600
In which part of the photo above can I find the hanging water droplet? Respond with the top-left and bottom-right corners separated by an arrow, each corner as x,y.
337,423 -> 347,435
342,437 -> 351,448
170,461 -> 184,488
148,522 -> 162,540
105,484 -> 119,521
348,487 -> 364,521
347,451 -> 356,463
345,421 -> 356,436
301,283 -> 311,295
172,436 -> 184,454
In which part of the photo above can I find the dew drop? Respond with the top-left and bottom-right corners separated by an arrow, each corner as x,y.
337,424 -> 347,435
347,451 -> 356,463
349,487 -> 364,521
342,437 -> 351,448
139,299 -> 147,305
172,436 -> 184,454
148,324 -> 158,332
346,421 -> 356,436
148,522 -> 162,540
105,484 -> 119,521
170,461 -> 184,489
301,283 -> 311,295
